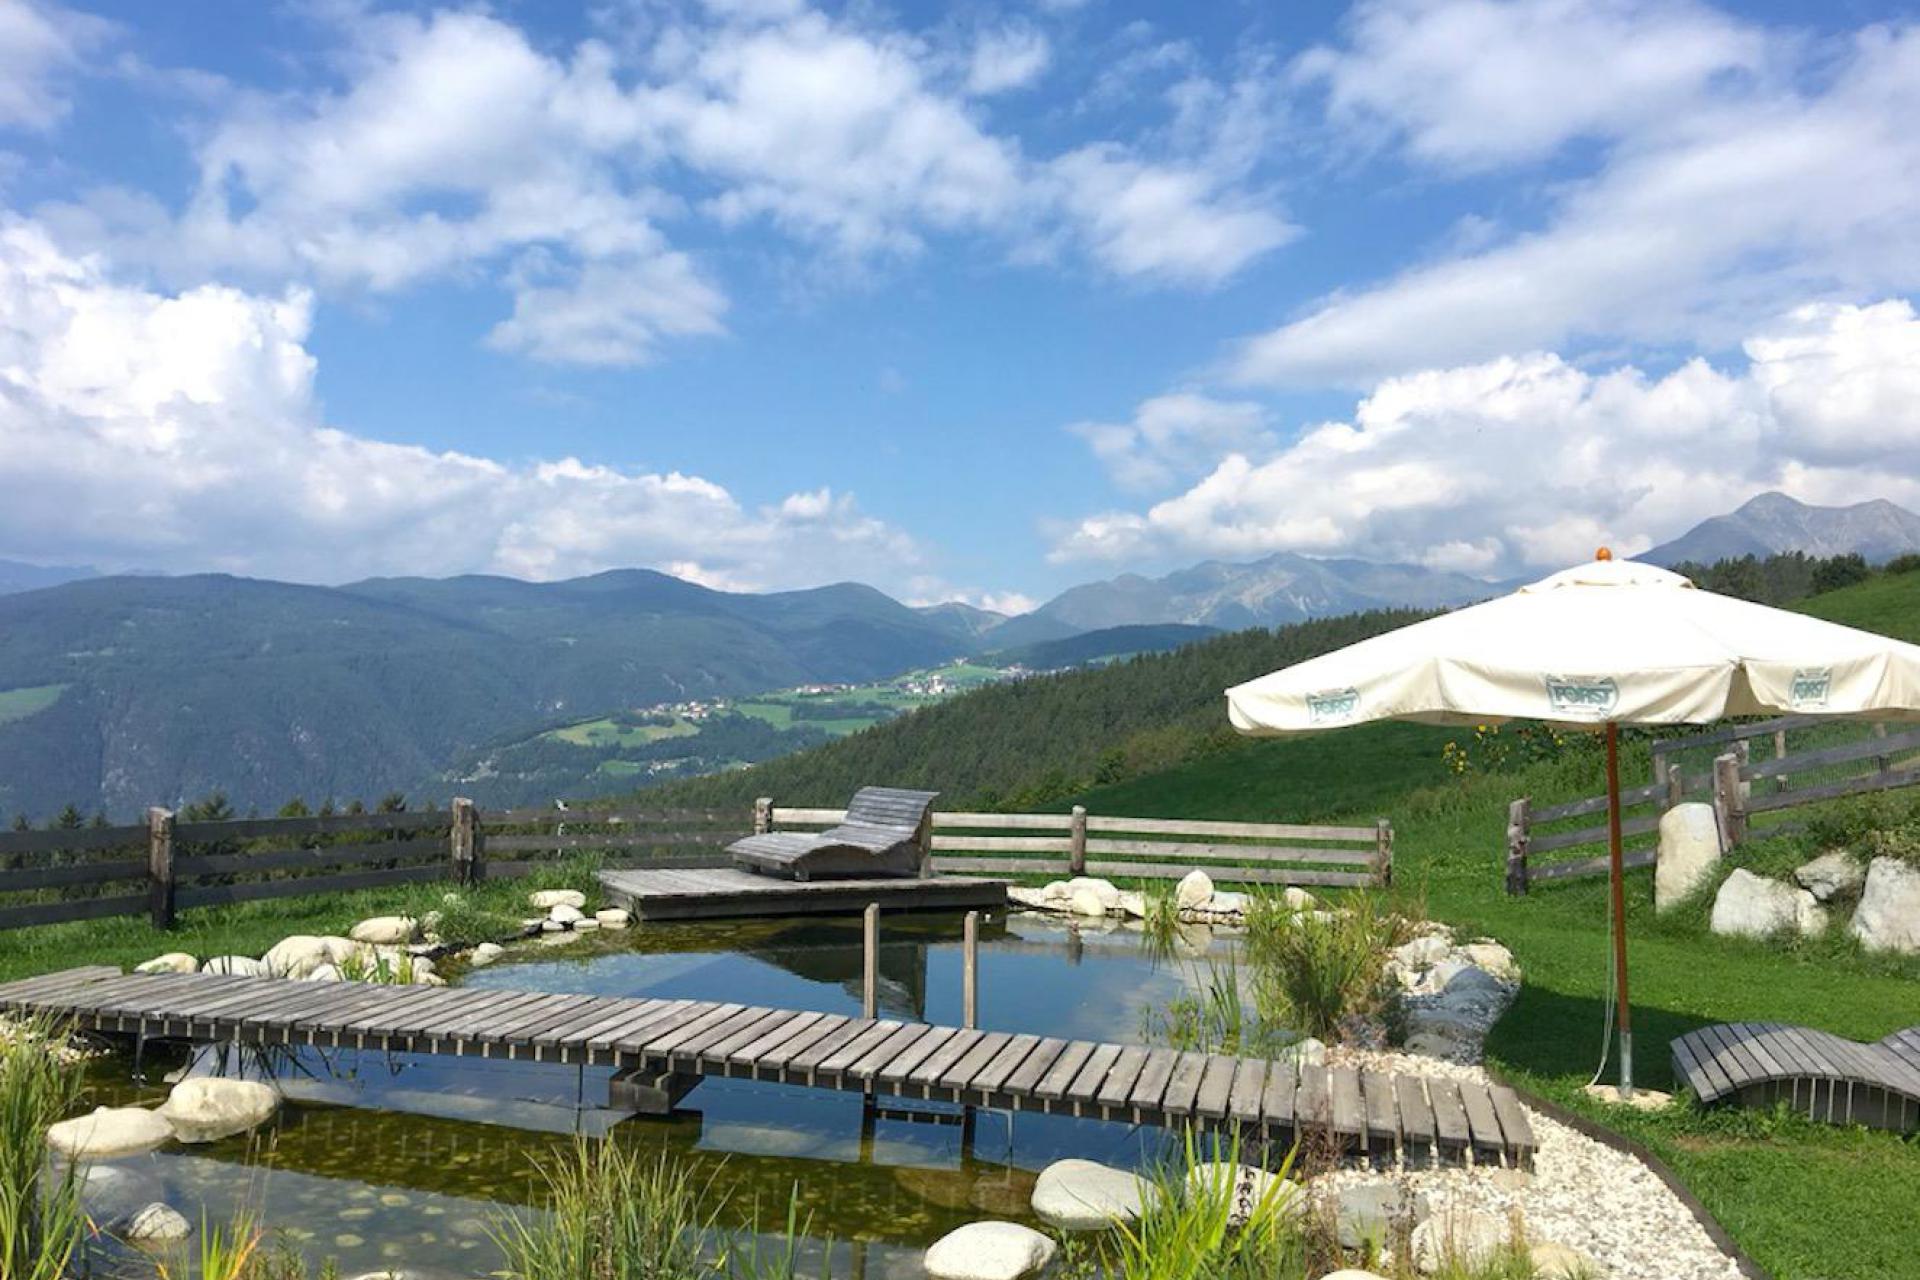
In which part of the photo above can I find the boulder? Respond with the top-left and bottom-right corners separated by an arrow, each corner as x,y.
1006,886 -> 1055,910
1392,935 -> 1450,968
1793,851 -> 1866,902
1208,890 -> 1250,917
305,964 -> 343,983
548,903 -> 585,925
1067,887 -> 1111,917
124,1202 -> 192,1243
47,1106 -> 174,1159
134,953 -> 198,975
1175,869 -> 1215,911
1329,1179 -> 1432,1249
200,956 -> 268,978
1317,1274 -> 1390,1280
1041,881 -> 1071,903
1116,891 -> 1148,919
468,942 -> 505,967
263,936 -> 338,979
349,916 -> 417,946
1184,1162 -> 1297,1226
923,1221 -> 1057,1280
1530,1241 -> 1608,1278
573,917 -> 601,931
1065,877 -> 1120,910
1410,1208 -> 1509,1273
158,1078 -> 280,1143
1281,887 -> 1318,910
1458,941 -> 1519,983
1030,1158 -> 1151,1230
530,889 -> 586,910
595,908 -> 631,928
1654,802 -> 1722,911
1710,870 -> 1825,939
1849,856 -> 1920,953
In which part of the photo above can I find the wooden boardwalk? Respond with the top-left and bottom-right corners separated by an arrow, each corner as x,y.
597,867 -> 1008,921
1,966 -> 1534,1164
1672,1021 -> 1920,1132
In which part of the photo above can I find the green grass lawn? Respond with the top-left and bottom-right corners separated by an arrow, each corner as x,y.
0,683 -> 66,726
548,715 -> 697,748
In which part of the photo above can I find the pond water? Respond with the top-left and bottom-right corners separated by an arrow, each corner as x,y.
77,910 -> 1239,1278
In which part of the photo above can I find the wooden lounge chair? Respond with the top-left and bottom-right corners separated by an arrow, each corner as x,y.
729,786 -> 939,882
1672,1021 -> 1920,1132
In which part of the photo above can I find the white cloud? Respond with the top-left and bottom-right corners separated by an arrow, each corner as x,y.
0,216 -> 921,588
1070,392 -> 1273,491
967,23 -> 1050,95
1057,299 -> 1920,573
1238,7 -> 1920,387
0,0 -> 110,130
487,250 -> 728,366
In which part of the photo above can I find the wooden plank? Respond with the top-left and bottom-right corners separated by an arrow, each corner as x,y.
1743,726 -> 1920,780
0,893 -> 149,931
932,812 -> 1075,831
929,835 -> 1072,853
586,1000 -> 695,1054
173,811 -> 447,841
757,1015 -> 856,1073
1488,1087 -> 1535,1157
1161,1051 -> 1210,1116
938,1031 -> 1014,1091
1083,840 -> 1378,866
175,864 -> 445,911
486,832 -> 727,852
1095,1046 -> 1150,1109
670,1006 -> 783,1062
1527,848 -> 1657,884
1195,1055 -> 1239,1119
0,859 -> 147,892
1227,1058 -> 1267,1123
1394,1075 -> 1435,1146
1063,1042 -> 1125,1104
1084,815 -> 1376,841
1533,779 -> 1667,822
876,1026 -> 960,1085
1294,1065 -> 1331,1131
932,857 -> 1067,876
908,1028 -> 985,1088
1260,1060 -> 1298,1127
971,1034 -> 1044,1094
815,1021 -> 908,1079
1427,1078 -> 1470,1149
1529,814 -> 1660,854
175,838 -> 445,876
1004,1038 -> 1070,1096
0,825 -> 147,856
1745,767 -> 1920,815
849,1024 -> 939,1082
1129,1048 -> 1182,1112
1359,1070 -> 1398,1146
1329,1067 -> 1364,1138
1459,1083 -> 1505,1154
1034,1041 -> 1099,1101
643,1003 -> 744,1057
707,1009 -> 808,1064
780,1019 -> 870,1076
1082,862 -> 1377,887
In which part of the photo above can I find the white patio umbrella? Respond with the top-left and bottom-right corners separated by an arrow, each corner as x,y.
1224,551 -> 1920,1095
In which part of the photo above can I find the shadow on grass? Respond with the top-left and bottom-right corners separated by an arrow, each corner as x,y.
1484,981 -> 1726,1093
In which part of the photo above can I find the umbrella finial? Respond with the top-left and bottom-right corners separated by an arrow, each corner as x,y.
1595,546 -> 1613,561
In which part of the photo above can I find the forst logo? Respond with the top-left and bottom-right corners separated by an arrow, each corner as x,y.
1789,667 -> 1832,709
1306,688 -> 1361,723
1544,676 -> 1618,718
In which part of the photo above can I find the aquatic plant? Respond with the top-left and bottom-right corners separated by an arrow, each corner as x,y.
491,1138 -> 726,1280
154,1208 -> 263,1280
0,1014 -> 86,1280
1136,881 -> 1182,962
1244,890 -> 1398,1042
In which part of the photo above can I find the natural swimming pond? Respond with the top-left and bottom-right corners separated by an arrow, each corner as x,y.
77,910 -> 1233,1278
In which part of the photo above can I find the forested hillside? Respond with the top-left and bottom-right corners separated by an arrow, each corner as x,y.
645,609 -> 1430,811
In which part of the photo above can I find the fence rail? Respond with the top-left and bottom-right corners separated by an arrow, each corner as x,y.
765,802 -> 1392,889
1506,715 -> 1920,893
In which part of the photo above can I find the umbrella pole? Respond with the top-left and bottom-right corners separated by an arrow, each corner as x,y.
1606,720 -> 1633,1098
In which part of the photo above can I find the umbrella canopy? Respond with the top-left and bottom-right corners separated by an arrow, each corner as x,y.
1223,553 -> 1920,1097
1227,557 -> 1920,735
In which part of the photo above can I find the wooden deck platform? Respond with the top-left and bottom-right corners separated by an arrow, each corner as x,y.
1,966 -> 1535,1165
1672,1021 -> 1920,1132
597,867 -> 1008,921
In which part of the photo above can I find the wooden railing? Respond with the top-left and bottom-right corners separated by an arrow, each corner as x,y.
1506,716 -> 1920,893
761,801 -> 1393,889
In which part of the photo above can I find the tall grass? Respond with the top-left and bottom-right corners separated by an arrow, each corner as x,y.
1244,891 -> 1401,1042
0,1015 -> 86,1280
491,1138 -> 726,1280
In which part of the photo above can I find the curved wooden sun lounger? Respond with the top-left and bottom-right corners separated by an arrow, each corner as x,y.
729,786 -> 939,882
1672,1022 -> 1920,1132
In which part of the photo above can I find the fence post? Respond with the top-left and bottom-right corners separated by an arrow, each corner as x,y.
862,903 -> 879,1020
753,797 -> 773,835
147,807 -> 176,930
1373,818 -> 1394,887
1665,762 -> 1684,810
962,910 -> 979,1030
450,797 -> 481,886
1772,728 -> 1790,794
1874,722 -> 1891,774
1713,752 -> 1747,847
1068,805 -> 1087,876
1505,798 -> 1531,896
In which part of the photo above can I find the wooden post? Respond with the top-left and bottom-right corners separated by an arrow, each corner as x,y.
962,910 -> 979,1030
753,796 -> 773,835
1772,728 -> 1790,794
1713,752 -> 1747,847
1372,818 -> 1394,887
915,805 -> 935,879
147,807 -> 175,930
862,903 -> 879,1020
1873,722 -> 1891,775
1665,762 -> 1684,810
450,797 -> 481,885
1068,805 -> 1087,876
1505,798 -> 1531,896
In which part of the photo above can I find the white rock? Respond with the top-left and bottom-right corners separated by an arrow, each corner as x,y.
1280,886 -> 1318,910
1184,1162 -> 1298,1226
548,903 -> 585,925
1317,1273 -> 1390,1280
1793,851 -> 1866,902
1175,869 -> 1214,910
1030,1159 -> 1151,1230
923,1221 -> 1057,1280
1411,1207 -> 1509,1273
1458,941 -> 1519,983
469,942 -> 505,967
530,889 -> 586,910
540,919 -> 567,933
573,917 -> 600,931
1849,856 -> 1920,953
1067,887 -> 1111,917
539,929 -> 582,947
349,916 -> 417,945
47,1106 -> 174,1159
262,935 -> 338,979
1710,869 -> 1825,939
1392,935 -> 1450,968
1531,1241 -> 1608,1278
1285,1037 -> 1327,1067
1007,886 -> 1055,910
158,1078 -> 280,1143
76,1164 -> 165,1226
1065,877 -> 1120,910
1329,1179 -> 1432,1249
124,1202 -> 192,1243
1040,881 -> 1071,902
134,953 -> 197,975
1115,891 -> 1147,919
415,972 -> 447,986
305,964 -> 343,983
595,908 -> 631,928
1208,890 -> 1250,916
200,956 -> 267,977
1654,802 -> 1722,911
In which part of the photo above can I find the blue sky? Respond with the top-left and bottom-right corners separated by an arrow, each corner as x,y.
3,0 -> 1920,611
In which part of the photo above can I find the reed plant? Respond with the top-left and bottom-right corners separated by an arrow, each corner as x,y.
491,1138 -> 726,1280
1244,890 -> 1398,1042
154,1209 -> 264,1280
0,1014 -> 86,1280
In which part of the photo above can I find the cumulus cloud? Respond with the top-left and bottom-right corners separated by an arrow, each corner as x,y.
967,23 -> 1050,95
0,0 -> 110,129
1058,300 -> 1920,572
1069,392 -> 1274,492
0,216 -> 919,589
1238,4 -> 1920,386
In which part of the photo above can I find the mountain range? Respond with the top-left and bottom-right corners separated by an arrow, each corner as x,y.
1,490 -> 1915,819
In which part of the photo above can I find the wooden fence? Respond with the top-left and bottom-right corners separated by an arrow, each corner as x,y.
1505,717 -> 1920,893
760,801 -> 1393,890
0,801 -> 738,933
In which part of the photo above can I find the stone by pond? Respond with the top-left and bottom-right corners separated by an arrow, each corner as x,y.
158,1077 -> 280,1143
47,1106 -> 174,1159
923,1221 -> 1056,1280
1030,1159 -> 1151,1230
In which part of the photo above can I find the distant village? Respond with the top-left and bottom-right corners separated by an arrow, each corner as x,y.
641,659 -> 1044,724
